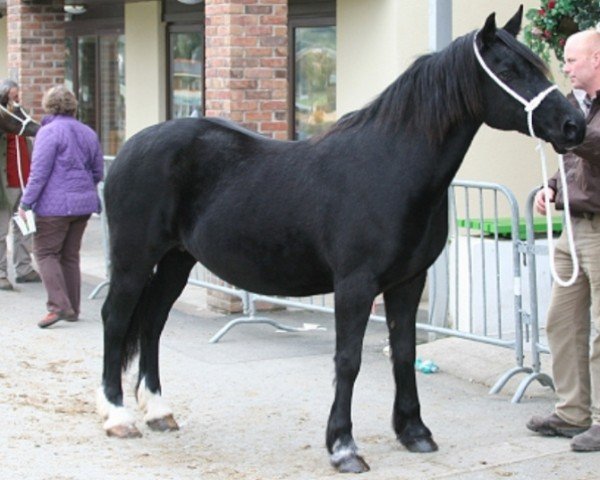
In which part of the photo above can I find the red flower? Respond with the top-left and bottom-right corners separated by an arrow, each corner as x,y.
539,8 -> 545,15
548,0 -> 556,9
559,38 -> 566,46
543,30 -> 552,39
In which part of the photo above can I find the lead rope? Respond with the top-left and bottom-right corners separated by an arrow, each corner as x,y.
15,134 -> 25,191
473,32 -> 579,287
10,103 -> 29,190
539,145 -> 578,286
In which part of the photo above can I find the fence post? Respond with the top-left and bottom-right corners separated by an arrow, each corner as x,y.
510,188 -> 555,402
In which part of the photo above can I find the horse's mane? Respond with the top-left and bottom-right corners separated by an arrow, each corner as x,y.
318,29 -> 549,145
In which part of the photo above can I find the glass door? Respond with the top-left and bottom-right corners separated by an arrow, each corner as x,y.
78,35 -> 97,132
66,32 -> 125,156
99,35 -> 125,156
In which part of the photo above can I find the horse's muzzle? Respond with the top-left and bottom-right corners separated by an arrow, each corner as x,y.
563,116 -> 586,147
552,115 -> 585,154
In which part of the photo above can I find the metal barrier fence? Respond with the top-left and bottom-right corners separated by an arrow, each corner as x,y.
91,160 -> 555,401
433,180 -> 531,401
88,156 -> 114,299
512,187 -> 556,401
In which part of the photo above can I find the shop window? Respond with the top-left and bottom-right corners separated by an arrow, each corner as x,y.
168,26 -> 204,119
289,0 -> 336,140
292,24 -> 336,140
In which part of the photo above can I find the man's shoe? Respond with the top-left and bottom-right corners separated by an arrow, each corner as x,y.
0,278 -> 13,290
571,425 -> 600,452
526,413 -> 589,438
16,271 -> 41,283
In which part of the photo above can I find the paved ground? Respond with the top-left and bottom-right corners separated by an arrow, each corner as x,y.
1,215 -> 600,479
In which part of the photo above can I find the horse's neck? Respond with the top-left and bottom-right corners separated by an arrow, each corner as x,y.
427,122 -> 482,189
318,120 -> 481,192
371,120 -> 481,192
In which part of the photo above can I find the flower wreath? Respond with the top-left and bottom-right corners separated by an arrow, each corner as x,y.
523,0 -> 600,63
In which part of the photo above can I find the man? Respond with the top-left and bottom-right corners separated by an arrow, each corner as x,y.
0,79 -> 40,290
527,29 -> 600,452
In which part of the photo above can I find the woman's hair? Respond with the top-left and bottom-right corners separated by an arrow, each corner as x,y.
42,85 -> 78,116
0,79 -> 18,106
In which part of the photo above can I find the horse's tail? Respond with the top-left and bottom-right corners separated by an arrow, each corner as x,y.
121,316 -> 140,373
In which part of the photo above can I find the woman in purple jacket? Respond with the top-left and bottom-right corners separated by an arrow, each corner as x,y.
19,85 -> 104,328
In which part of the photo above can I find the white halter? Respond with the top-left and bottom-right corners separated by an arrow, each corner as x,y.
473,31 -> 579,287
0,102 -> 34,136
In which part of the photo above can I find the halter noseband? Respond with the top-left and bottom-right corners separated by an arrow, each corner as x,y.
0,102 -> 34,136
472,31 -> 557,138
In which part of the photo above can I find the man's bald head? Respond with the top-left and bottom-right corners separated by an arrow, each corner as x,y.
563,29 -> 600,97
565,29 -> 600,55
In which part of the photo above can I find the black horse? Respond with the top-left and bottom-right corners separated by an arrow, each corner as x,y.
98,9 -> 585,473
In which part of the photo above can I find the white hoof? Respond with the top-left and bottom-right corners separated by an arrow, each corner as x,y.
137,377 -> 174,424
96,387 -> 140,437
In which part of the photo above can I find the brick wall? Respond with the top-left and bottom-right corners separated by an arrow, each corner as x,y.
7,0 -> 65,120
204,0 -> 289,312
204,0 -> 289,140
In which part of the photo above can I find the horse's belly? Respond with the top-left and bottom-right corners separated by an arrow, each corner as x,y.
193,246 -> 333,297
204,261 -> 333,296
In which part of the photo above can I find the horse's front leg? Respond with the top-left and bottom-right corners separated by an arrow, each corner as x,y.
326,276 -> 376,473
384,273 -> 438,453
137,249 -> 196,432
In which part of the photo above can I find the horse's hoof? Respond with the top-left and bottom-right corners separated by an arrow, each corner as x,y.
106,424 -> 142,439
147,414 -> 179,432
401,436 -> 438,453
331,454 -> 370,474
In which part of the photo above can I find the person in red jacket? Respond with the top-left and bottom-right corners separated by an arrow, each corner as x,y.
0,79 -> 40,290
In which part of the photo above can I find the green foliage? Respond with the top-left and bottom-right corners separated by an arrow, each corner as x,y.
523,0 -> 600,63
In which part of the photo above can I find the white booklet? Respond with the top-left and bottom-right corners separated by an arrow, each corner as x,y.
13,210 -> 36,235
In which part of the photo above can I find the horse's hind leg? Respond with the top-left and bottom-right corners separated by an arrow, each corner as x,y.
98,261 -> 156,438
326,275 -> 377,473
135,248 -> 196,432
384,272 -> 438,453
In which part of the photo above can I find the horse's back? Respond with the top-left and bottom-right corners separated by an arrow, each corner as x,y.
103,118 -> 325,282
108,118 -> 201,179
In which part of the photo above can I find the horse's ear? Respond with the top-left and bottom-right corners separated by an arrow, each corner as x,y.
502,5 -> 523,37
480,12 -> 497,48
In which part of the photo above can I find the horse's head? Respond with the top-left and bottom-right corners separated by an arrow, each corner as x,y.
0,95 -> 40,137
475,7 -> 585,153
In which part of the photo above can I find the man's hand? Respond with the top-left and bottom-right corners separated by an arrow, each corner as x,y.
534,187 -> 555,215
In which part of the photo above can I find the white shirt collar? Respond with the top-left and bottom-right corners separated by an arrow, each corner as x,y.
573,89 -> 593,116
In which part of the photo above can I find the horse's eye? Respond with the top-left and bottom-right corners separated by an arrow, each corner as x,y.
497,71 -> 514,82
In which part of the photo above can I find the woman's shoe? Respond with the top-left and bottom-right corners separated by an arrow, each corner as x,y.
38,312 -> 62,328
37,309 -> 77,328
